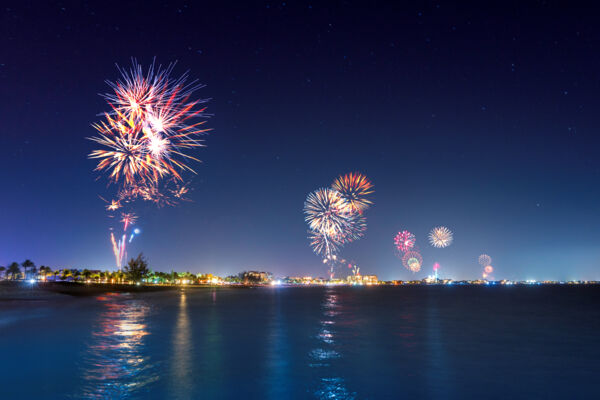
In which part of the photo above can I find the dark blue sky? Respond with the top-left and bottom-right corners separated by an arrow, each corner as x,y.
2,1 -> 600,280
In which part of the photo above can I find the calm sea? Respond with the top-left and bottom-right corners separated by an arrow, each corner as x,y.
1,285 -> 599,399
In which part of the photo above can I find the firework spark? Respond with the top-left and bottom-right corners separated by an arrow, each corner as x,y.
484,265 -> 494,274
394,230 -> 416,253
331,172 -> 374,213
429,226 -> 453,248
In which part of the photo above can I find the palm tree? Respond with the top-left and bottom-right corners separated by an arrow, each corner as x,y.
71,269 -> 81,282
21,259 -> 34,279
60,269 -> 72,281
7,262 -> 21,280
82,269 -> 92,281
38,266 -> 52,281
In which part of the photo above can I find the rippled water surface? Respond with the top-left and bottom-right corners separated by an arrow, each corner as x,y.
1,285 -> 599,399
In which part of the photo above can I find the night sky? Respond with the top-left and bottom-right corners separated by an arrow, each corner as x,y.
2,2 -> 600,280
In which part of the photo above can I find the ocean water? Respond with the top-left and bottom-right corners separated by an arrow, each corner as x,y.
1,285 -> 599,399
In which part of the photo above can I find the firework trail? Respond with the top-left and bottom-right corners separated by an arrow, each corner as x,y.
331,172 -> 374,213
433,262 -> 440,280
308,229 -> 342,259
110,232 -> 120,268
108,213 -> 139,269
428,226 -> 453,248
129,228 -> 141,243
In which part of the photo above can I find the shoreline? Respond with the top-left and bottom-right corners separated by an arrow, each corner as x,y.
1,279 -> 599,300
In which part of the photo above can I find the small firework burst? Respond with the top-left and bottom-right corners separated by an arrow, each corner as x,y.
478,254 -> 492,267
331,172 -> 374,213
429,226 -> 453,248
402,251 -> 423,273
484,265 -> 494,274
106,199 -> 122,211
394,230 -> 416,253
120,212 -> 138,231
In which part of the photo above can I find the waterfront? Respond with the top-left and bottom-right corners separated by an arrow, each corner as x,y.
1,285 -> 599,399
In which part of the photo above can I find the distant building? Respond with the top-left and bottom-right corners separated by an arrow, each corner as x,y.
242,271 -> 272,284
347,274 -> 378,285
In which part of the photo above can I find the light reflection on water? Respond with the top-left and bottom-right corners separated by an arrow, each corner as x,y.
4,286 -> 599,399
79,293 -> 157,399
265,290 -> 291,399
168,291 -> 193,399
310,288 -> 356,399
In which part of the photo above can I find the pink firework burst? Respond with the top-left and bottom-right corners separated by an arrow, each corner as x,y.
394,230 -> 416,253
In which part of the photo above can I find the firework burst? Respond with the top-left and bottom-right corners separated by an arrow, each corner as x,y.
304,175 -> 374,279
331,172 -> 374,213
303,188 -> 355,238
402,251 -> 423,273
89,59 -> 210,202
429,226 -> 453,248
120,212 -> 138,231
394,230 -> 416,253
478,254 -> 492,267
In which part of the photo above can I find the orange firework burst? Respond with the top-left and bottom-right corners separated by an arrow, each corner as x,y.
106,199 -> 121,211
331,172 -> 374,213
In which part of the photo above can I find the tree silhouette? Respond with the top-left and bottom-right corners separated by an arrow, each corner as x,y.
124,253 -> 149,283
7,262 -> 21,280
21,259 -> 34,279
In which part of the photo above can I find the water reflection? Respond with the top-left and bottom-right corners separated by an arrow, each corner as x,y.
310,288 -> 355,399
265,290 -> 291,399
79,293 -> 157,399
169,291 -> 193,398
425,296 -> 452,398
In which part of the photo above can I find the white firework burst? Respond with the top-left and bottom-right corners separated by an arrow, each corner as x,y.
428,226 -> 453,248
